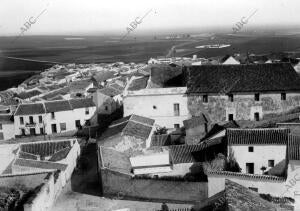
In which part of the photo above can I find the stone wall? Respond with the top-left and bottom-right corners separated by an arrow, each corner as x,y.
101,168 -> 207,203
188,92 -> 300,123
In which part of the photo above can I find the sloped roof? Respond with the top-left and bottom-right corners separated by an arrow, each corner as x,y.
127,76 -> 149,91
17,90 -> 42,100
100,114 -> 154,140
48,147 -> 71,162
69,79 -> 93,90
93,71 -> 115,82
99,87 -> 122,97
169,144 -> 208,164
227,128 -> 290,145
0,115 -> 13,124
151,134 -> 170,147
44,100 -> 72,113
288,135 -> 300,160
69,98 -> 95,109
186,63 -> 300,94
14,158 -> 67,171
14,103 -> 45,116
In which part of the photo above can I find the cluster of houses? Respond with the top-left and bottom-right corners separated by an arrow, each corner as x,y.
1,54 -> 300,210
97,58 -> 300,210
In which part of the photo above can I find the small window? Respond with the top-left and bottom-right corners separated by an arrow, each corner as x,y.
0,124 -> 2,130
21,129 -> 25,135
174,124 -> 180,129
228,114 -> 234,121
228,94 -> 234,102
203,95 -> 208,103
153,105 -> 157,109
29,116 -> 34,124
268,160 -> 275,167
20,117 -> 24,125
248,146 -> 254,152
105,106 -> 108,111
39,116 -> 43,123
51,112 -> 55,119
0,132 -> 3,140
60,123 -> 66,131
85,108 -> 89,115
254,112 -> 260,121
281,93 -> 286,101
254,93 -> 260,101
173,103 -> 180,116
40,127 -> 44,134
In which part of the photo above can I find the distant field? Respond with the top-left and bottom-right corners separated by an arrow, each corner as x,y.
0,34 -> 300,90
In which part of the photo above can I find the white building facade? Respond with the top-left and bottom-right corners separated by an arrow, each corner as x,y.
124,87 -> 189,129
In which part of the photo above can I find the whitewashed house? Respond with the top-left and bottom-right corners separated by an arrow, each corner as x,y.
0,114 -> 15,141
221,55 -> 240,65
124,87 -> 188,129
227,128 -> 289,175
14,98 -> 96,136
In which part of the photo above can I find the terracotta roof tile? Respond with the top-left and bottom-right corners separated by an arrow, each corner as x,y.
227,128 -> 289,145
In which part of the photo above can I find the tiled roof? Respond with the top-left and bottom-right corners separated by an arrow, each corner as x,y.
207,171 -> 286,181
20,141 -> 71,157
122,121 -> 153,140
14,103 -> 45,116
186,63 -> 300,94
169,144 -> 208,164
227,128 -> 289,145
69,98 -> 95,109
109,83 -> 124,92
127,76 -> 149,91
69,79 -> 93,90
100,115 -> 154,140
151,134 -> 170,147
17,90 -> 42,99
288,135 -> 300,160
130,114 -> 155,126
183,114 -> 210,129
48,147 -> 71,162
0,115 -> 13,124
150,64 -> 183,87
14,158 -> 67,171
41,87 -> 70,100
18,151 -> 38,160
99,87 -> 122,97
44,100 -> 72,113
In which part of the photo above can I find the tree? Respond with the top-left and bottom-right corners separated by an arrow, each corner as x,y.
225,147 -> 241,172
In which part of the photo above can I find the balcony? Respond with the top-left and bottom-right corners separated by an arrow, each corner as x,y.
25,122 -> 36,127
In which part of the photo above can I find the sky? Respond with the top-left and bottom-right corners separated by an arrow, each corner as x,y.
0,0 -> 299,36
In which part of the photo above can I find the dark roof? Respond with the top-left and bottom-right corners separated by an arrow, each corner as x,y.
227,128 -> 290,145
69,98 -> 95,109
151,134 -> 170,147
44,100 -> 72,113
122,121 -> 153,139
130,114 -> 155,126
14,103 -> 45,116
110,83 -> 124,92
100,115 -> 154,140
183,114 -> 210,129
169,144 -> 208,164
99,87 -> 121,97
186,63 -> 300,94
207,171 -> 285,181
14,158 -> 67,171
199,179 -> 283,211
48,147 -> 71,162
20,141 -> 71,157
127,76 -> 149,91
42,87 -> 70,100
17,90 -> 42,100
69,79 -> 93,90
288,135 -> 300,160
0,115 -> 13,124
149,64 -> 183,87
